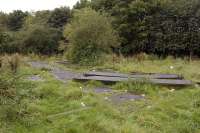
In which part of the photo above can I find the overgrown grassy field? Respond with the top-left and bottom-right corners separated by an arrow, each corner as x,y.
0,55 -> 200,133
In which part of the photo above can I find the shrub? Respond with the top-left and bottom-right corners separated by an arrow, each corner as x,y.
0,72 -> 21,121
22,25 -> 62,55
64,8 -> 119,65
134,53 -> 149,62
1,54 -> 21,74
7,10 -> 28,31
47,7 -> 71,28
0,32 -> 13,53
7,54 -> 21,74
0,62 -> 35,123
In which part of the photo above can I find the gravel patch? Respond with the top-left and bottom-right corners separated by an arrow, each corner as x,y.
28,61 -> 80,82
26,75 -> 44,81
28,61 -> 51,69
93,87 -> 114,93
109,93 -> 144,104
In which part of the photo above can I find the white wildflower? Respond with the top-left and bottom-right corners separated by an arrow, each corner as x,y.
131,99 -> 135,101
170,66 -> 174,69
104,97 -> 109,100
147,106 -> 152,109
141,94 -> 145,97
195,84 -> 199,88
169,89 -> 175,92
81,102 -> 86,107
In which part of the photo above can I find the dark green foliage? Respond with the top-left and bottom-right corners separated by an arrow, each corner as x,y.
0,31 -> 16,53
0,8 -> 70,55
23,25 -> 62,55
0,12 -> 8,31
23,10 -> 51,29
145,0 -> 200,57
74,0 -> 91,9
47,7 -> 71,28
64,8 -> 119,65
0,0 -> 200,57
90,0 -> 153,55
0,73 -> 19,121
91,0 -> 200,57
7,10 -> 28,31
0,71 -> 33,122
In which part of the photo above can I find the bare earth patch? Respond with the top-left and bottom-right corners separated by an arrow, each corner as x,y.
109,93 -> 144,104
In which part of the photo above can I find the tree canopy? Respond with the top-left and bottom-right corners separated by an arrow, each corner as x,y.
0,0 -> 200,58
64,8 -> 119,64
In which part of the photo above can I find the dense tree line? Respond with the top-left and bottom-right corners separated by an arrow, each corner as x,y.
0,7 -> 71,55
77,0 -> 200,57
0,0 -> 200,58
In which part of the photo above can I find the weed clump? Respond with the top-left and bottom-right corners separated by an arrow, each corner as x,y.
113,81 -> 159,95
0,54 -> 21,74
64,8 -> 119,65
7,54 -> 21,74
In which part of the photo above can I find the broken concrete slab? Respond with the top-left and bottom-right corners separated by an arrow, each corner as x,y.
109,93 -> 144,104
74,76 -> 193,86
83,87 -> 114,94
52,68 -> 81,81
28,61 -> 52,70
28,61 -> 193,86
26,75 -> 44,81
28,61 -> 81,82
84,71 -> 183,79
93,87 -> 114,93
55,60 -> 69,65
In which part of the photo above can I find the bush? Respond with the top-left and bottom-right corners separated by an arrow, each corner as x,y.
7,10 -> 28,31
64,8 -> 119,65
1,54 -> 21,74
7,54 -> 21,74
0,72 -> 22,121
47,7 -> 71,28
0,58 -> 35,123
22,25 -> 62,55
0,32 -> 13,53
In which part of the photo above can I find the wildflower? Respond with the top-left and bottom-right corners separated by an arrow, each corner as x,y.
147,106 -> 151,109
124,90 -> 128,92
170,66 -> 174,69
131,99 -> 135,101
195,84 -> 199,88
141,94 -> 145,97
104,97 -> 109,100
81,102 -> 86,107
92,70 -> 96,72
169,89 -> 175,92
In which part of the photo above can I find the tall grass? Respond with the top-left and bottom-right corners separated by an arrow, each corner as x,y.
0,54 -> 21,74
0,55 -> 200,132
0,54 -> 35,124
